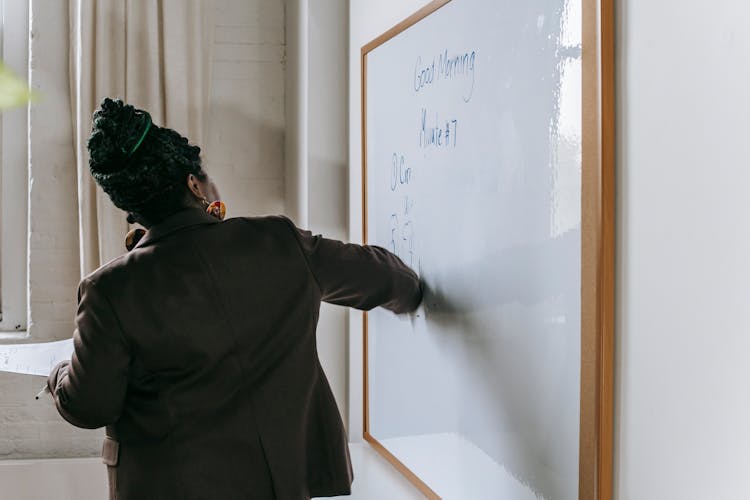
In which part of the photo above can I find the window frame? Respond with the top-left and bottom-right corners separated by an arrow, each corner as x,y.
0,0 -> 30,336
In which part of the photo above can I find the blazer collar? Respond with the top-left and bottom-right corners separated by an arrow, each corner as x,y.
134,208 -> 220,249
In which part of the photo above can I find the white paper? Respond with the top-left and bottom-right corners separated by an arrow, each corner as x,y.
0,339 -> 74,376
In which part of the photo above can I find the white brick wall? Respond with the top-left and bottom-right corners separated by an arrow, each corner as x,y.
0,0 -> 285,459
205,0 -> 286,218
0,0 -> 103,460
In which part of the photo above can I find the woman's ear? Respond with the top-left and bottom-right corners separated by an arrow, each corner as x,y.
186,174 -> 204,200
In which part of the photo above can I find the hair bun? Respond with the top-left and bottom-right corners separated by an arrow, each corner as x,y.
88,98 -> 152,175
85,97 -> 204,222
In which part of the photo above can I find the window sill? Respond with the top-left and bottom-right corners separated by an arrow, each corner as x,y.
0,330 -> 30,342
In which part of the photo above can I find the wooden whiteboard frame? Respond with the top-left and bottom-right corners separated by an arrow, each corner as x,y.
360,1 -> 615,498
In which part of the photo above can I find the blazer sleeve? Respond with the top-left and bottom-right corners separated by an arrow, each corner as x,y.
280,217 -> 422,313
47,278 -> 130,429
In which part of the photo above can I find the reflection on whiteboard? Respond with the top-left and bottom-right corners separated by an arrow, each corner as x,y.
0,339 -> 74,376
364,0 -> 582,498
381,433 -> 540,500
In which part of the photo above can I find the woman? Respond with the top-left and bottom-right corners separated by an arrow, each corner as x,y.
47,98 -> 422,500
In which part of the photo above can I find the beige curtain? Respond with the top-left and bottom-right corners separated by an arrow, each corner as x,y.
69,0 -> 215,277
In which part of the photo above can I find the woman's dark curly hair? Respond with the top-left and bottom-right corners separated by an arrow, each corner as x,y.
87,98 -> 207,226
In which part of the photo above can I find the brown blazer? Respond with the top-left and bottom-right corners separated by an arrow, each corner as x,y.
47,208 -> 422,500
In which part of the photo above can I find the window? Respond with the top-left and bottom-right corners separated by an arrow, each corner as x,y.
0,0 -> 29,335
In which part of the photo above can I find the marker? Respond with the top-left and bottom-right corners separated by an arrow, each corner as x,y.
35,385 -> 50,400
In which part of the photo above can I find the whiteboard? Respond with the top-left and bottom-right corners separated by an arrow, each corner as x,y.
363,0 -> 584,498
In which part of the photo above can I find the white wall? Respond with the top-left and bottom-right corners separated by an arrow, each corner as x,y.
615,1 -> 750,499
283,0 -> 350,428
0,443 -> 420,500
205,0 -> 285,218
307,0 -> 350,431
284,0 -> 308,226
1,0 -> 103,460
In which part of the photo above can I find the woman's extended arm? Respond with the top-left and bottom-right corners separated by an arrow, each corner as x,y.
281,217 -> 422,314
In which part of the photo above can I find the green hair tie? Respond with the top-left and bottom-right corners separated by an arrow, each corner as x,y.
122,114 -> 152,157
